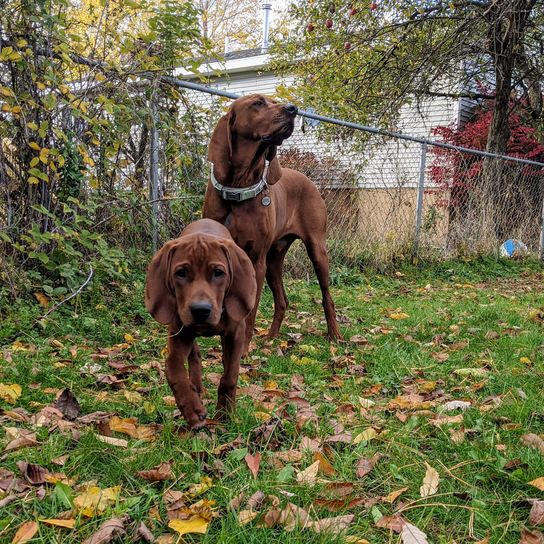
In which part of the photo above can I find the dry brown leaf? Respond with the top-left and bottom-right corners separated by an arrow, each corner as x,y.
529,501 -> 544,526
278,502 -> 310,531
419,462 -> 440,497
521,434 -> 544,455
11,521 -> 39,544
356,453 -> 382,478
135,521 -> 155,543
82,517 -> 126,544
137,462 -> 172,482
53,388 -> 80,420
95,434 -> 128,448
296,460 -> 320,486
401,522 -> 429,544
314,451 -> 336,477
309,514 -> 354,534
244,452 -> 261,479
238,509 -> 259,525
375,514 -> 406,533
520,528 -> 544,544
17,461 -> 49,485
275,450 -> 303,463
4,430 -> 38,452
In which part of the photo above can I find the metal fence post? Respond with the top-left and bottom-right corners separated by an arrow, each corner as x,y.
149,97 -> 159,253
538,193 -> 544,261
414,143 -> 427,256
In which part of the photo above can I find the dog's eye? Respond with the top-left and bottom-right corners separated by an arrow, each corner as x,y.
213,268 -> 225,278
253,99 -> 264,107
175,269 -> 188,279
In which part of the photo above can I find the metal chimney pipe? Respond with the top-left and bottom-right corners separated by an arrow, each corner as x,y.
261,2 -> 272,50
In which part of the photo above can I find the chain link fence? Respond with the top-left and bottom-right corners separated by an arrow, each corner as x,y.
153,80 -> 544,273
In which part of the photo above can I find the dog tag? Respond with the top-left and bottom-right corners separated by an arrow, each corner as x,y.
261,195 -> 271,207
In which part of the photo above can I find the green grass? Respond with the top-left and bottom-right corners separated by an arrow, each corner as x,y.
1,258 -> 544,543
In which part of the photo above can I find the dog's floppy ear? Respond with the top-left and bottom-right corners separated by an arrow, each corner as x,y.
223,241 -> 256,323
208,109 -> 235,182
145,240 -> 178,325
265,145 -> 282,185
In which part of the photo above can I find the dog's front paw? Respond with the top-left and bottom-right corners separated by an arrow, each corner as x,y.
182,395 -> 208,431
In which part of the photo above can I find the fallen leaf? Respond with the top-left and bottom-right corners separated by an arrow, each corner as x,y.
278,502 -> 310,531
382,487 -> 409,503
309,514 -> 354,534
74,485 -> 121,517
529,477 -> 544,491
82,517 -> 126,544
108,416 -> 156,441
4,429 -> 38,452
420,463 -> 439,497
345,537 -> 370,544
389,312 -> 409,320
375,514 -> 406,532
238,510 -> 259,525
356,453 -> 382,478
137,462 -> 172,482
168,517 -> 209,536
244,452 -> 261,479
275,450 -> 303,463
11,521 -> 39,544
17,461 -> 49,485
401,522 -> 429,544
520,528 -> 544,544
314,451 -> 336,477
95,435 -> 128,448
0,383 -> 22,404
522,434 -> 544,455
296,460 -> 320,486
441,400 -> 471,411
529,500 -> 544,525
39,518 -> 76,529
353,428 -> 378,444
53,388 -> 80,420
454,368 -> 489,378
134,521 -> 155,542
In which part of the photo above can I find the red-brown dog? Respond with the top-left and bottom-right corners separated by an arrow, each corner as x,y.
204,94 -> 341,353
145,219 -> 256,430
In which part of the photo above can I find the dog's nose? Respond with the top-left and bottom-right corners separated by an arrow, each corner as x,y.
284,104 -> 298,116
190,301 -> 213,322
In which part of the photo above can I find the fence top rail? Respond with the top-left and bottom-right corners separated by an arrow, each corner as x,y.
164,76 -> 544,169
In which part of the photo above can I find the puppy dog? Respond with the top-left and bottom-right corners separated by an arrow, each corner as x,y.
145,219 -> 256,430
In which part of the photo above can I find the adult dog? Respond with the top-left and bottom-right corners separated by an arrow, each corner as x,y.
204,93 -> 341,352
145,219 -> 256,430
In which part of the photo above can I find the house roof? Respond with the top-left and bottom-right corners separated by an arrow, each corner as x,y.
175,48 -> 270,79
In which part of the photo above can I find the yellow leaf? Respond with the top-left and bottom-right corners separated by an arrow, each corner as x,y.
389,312 -> 409,320
109,416 -> 155,441
36,82 -> 46,90
0,383 -> 22,404
528,477 -> 544,491
28,141 -> 40,150
168,516 -> 209,535
39,518 -> 75,529
382,487 -> 408,503
123,333 -> 135,343
34,292 -> 50,307
16,39 -> 28,47
185,476 -> 213,498
420,462 -> 440,497
519,357 -> 532,365
59,85 -> 70,95
12,106 -> 21,114
353,428 -> 378,444
73,485 -> 121,517
254,411 -> 272,422
345,538 -> 370,544
123,390 -> 143,404
11,520 -> 39,543
27,176 -> 39,185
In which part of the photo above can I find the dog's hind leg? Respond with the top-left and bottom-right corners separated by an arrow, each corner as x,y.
303,236 -> 342,341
